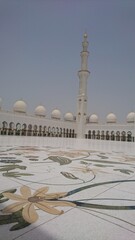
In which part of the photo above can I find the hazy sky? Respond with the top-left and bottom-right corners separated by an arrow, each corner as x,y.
0,0 -> 135,123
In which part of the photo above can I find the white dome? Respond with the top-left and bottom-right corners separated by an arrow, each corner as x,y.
89,114 -> 98,123
35,105 -> 46,117
51,109 -> 61,119
13,100 -> 27,113
126,112 -> 135,123
106,113 -> 117,123
64,112 -> 74,121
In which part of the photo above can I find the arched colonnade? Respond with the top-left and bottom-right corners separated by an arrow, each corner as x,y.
86,130 -> 134,142
0,121 -> 76,138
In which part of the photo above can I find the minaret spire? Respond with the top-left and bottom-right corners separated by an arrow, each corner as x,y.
77,33 -> 90,138
82,33 -> 88,51
80,33 -> 89,71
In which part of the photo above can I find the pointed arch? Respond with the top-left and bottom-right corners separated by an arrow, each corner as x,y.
8,122 -> 15,135
127,131 -> 132,142
116,131 -> 120,141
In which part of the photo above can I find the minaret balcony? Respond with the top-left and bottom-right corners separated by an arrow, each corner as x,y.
78,70 -> 90,80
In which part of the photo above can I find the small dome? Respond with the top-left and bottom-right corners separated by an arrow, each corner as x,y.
89,114 -> 98,123
106,113 -> 117,123
35,105 -> 46,117
51,109 -> 61,119
64,112 -> 74,121
13,100 -> 27,113
126,112 -> 135,123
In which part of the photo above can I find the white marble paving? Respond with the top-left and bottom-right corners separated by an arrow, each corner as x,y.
0,138 -> 135,240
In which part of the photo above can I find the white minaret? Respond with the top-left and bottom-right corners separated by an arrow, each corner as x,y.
77,33 -> 90,138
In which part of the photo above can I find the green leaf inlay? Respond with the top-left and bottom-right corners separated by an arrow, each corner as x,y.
48,156 -> 72,165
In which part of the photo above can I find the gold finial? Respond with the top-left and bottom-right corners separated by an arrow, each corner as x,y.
82,32 -> 88,51
84,32 -> 87,38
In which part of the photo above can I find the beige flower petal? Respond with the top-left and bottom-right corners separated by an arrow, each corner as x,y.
22,203 -> 38,223
44,192 -> 67,200
20,185 -> 32,198
2,201 -> 27,213
34,187 -> 49,197
2,192 -> 26,201
45,200 -> 76,208
35,202 -> 64,215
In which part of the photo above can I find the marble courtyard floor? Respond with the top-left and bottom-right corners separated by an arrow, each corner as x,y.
0,144 -> 135,240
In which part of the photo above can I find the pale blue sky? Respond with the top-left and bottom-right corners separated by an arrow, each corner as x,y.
0,0 -> 135,123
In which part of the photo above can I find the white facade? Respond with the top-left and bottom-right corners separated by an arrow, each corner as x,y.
0,34 -> 134,142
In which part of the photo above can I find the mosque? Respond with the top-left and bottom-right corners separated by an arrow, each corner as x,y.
0,34 -> 135,142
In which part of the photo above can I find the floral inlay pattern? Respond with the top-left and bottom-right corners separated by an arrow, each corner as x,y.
0,145 -> 135,239
2,186 -> 76,223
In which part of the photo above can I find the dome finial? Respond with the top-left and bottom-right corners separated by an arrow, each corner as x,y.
83,32 -> 87,39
